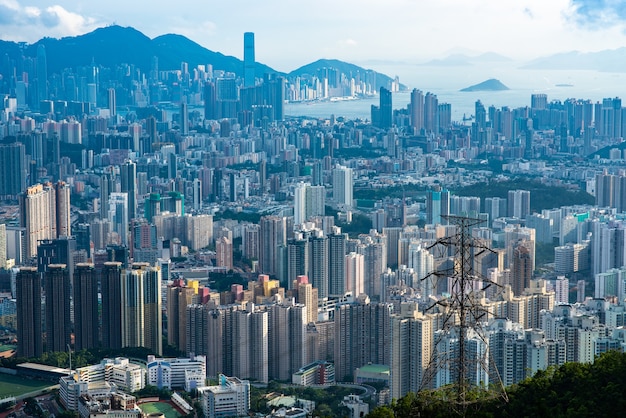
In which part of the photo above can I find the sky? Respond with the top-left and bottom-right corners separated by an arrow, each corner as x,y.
0,0 -> 625,72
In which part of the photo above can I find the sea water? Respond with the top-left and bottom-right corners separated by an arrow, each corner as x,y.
285,63 -> 626,122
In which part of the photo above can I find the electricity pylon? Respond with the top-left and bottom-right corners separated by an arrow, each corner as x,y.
420,215 -> 508,416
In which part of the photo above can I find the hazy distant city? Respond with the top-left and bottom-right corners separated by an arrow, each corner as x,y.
3,15 -> 626,417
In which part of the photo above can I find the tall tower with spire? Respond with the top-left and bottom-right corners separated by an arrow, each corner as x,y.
243,32 -> 255,87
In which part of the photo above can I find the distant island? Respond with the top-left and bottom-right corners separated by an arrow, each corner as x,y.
460,78 -> 510,92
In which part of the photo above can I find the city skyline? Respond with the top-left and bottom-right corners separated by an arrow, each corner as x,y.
0,0 -> 625,73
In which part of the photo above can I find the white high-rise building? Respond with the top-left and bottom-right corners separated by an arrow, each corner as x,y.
332,165 -> 353,208
345,252 -> 364,296
20,183 -> 54,258
507,190 -> 530,219
0,224 -> 6,269
295,182 -> 326,227
408,242 -> 434,293
294,182 -> 308,227
555,276 -> 569,304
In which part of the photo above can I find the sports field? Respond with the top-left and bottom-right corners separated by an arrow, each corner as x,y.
139,401 -> 182,417
0,373 -> 53,398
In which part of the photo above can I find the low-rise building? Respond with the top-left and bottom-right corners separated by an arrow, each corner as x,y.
197,374 -> 250,418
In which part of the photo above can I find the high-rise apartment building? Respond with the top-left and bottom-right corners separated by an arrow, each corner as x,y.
424,92 -> 438,132
16,267 -> 43,357
102,261 -> 123,349
410,89 -> 424,133
334,296 -> 392,382
242,223 -> 260,262
511,243 -> 533,296
216,237 -> 233,271
36,44 -> 48,105
259,216 -> 288,277
507,190 -> 531,219
74,263 -> 98,350
328,226 -> 347,297
0,224 -> 6,269
108,87 -> 116,117
20,183 -> 54,258
120,160 -> 137,221
0,142 -> 27,200
309,231 -> 328,300
122,263 -> 162,355
268,300 -> 307,381
332,165 -> 353,208
54,181 -> 71,237
345,252 -> 365,296
167,279 -> 201,352
45,264 -> 71,353
390,303 -> 433,399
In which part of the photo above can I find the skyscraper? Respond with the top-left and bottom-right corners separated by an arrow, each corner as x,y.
0,224 -> 6,269
108,88 -> 116,117
334,296 -> 392,382
120,160 -> 137,221
36,44 -> 48,106
44,264 -> 71,353
180,102 -> 189,135
507,189 -> 531,219
102,261 -> 123,349
204,81 -> 217,121
108,192 -> 129,246
309,231 -> 329,300
288,235 -> 309,286
243,32 -> 255,88
512,242 -> 533,296
294,182 -> 307,227
379,87 -> 392,129
20,183 -> 54,258
410,89 -> 424,133
332,165 -> 353,208
328,226 -> 347,297
167,279 -> 198,351
390,303 -> 433,399
121,263 -> 162,354
268,300 -> 307,381
74,263 -> 98,350
55,180 -> 71,237
16,267 -> 43,358
259,216 -> 288,277
0,142 -> 27,200
345,252 -> 365,296
424,92 -> 439,132
216,237 -> 233,271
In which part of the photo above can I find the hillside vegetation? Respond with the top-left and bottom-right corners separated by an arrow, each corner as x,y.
368,350 -> 626,417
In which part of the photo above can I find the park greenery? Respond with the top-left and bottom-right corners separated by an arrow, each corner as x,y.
367,350 -> 626,418
452,178 -> 594,213
251,383 -> 354,417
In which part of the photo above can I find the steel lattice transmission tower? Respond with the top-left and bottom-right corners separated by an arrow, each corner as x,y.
420,215 -> 508,415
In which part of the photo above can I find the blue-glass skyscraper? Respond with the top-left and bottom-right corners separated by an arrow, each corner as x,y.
380,87 -> 392,129
244,32 -> 255,88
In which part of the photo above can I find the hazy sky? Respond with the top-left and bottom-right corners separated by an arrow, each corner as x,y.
0,0 -> 624,72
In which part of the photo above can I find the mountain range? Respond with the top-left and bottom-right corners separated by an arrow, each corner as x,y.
522,48 -> 626,72
0,25 -> 399,90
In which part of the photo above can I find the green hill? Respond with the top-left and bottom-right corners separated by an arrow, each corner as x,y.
368,350 -> 626,418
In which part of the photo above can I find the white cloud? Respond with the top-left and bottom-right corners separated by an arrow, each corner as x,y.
0,1 -> 99,42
